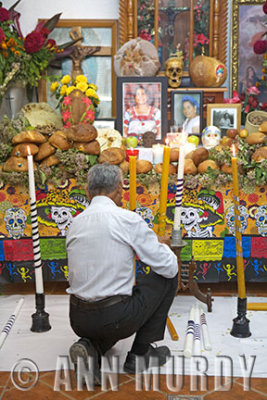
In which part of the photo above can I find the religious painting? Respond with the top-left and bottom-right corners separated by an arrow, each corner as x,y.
207,104 -> 241,136
116,76 -> 168,143
231,0 -> 266,102
171,90 -> 203,136
38,20 -> 117,118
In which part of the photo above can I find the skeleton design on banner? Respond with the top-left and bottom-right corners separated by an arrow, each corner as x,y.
181,206 -> 213,237
255,205 -> 267,237
225,205 -> 249,235
4,208 -> 27,239
50,206 -> 75,236
136,207 -> 154,228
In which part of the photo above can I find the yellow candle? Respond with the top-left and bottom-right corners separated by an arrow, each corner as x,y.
231,146 -> 246,299
129,155 -> 137,211
158,145 -> 170,236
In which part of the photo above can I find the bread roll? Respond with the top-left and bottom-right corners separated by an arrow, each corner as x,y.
252,146 -> 267,162
192,147 -> 209,166
12,130 -> 46,144
136,159 -> 153,174
35,142 -> 56,161
74,140 -> 100,155
198,159 -> 219,174
11,143 -> 39,157
40,154 -> 60,168
98,147 -> 125,165
184,159 -> 197,175
170,148 -> 179,162
221,164 -> 232,174
154,162 -> 176,175
66,124 -> 98,142
49,130 -> 72,150
259,121 -> 267,134
245,132 -> 265,145
120,160 -> 129,174
3,157 -> 31,172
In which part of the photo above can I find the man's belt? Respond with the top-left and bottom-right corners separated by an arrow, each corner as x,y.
70,294 -> 129,310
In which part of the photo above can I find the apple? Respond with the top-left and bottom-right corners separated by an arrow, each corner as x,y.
126,136 -> 138,148
239,128 -> 249,138
188,135 -> 200,146
226,129 -> 239,138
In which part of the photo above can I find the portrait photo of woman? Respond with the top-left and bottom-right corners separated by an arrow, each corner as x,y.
171,91 -> 203,136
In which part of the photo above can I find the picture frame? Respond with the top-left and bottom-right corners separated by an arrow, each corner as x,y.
231,0 -> 266,102
171,90 -> 203,136
38,19 -> 118,117
207,104 -> 241,136
116,76 -> 168,143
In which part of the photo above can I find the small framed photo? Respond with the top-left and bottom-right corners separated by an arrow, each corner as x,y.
94,119 -> 116,130
207,103 -> 241,136
116,76 -> 168,143
171,90 -> 203,136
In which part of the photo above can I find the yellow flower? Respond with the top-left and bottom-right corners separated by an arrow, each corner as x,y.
86,88 -> 96,97
75,75 -> 88,84
50,82 -> 59,92
76,82 -> 88,92
60,85 -> 68,96
61,75 -> 71,85
88,83 -> 98,91
66,85 -> 76,95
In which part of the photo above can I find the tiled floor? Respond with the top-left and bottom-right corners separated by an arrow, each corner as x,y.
1,282 -> 267,399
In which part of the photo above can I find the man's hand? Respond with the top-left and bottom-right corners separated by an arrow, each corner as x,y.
157,233 -> 171,246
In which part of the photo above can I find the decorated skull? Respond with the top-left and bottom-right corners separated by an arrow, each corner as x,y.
165,57 -> 184,88
181,206 -> 203,235
202,126 -> 221,149
51,206 -> 75,236
4,207 -> 27,239
225,205 -> 249,235
255,205 -> 267,236
136,207 -> 154,228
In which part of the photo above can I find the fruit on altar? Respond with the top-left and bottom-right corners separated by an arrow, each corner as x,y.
189,55 -> 227,87
184,159 -> 197,175
239,128 -> 249,138
221,136 -> 233,147
226,129 -> 239,138
198,159 -> 219,174
192,147 -> 209,166
126,136 -> 138,148
188,135 -> 200,146
245,131 -> 266,145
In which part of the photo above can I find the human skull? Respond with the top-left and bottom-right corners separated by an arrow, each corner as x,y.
4,207 -> 27,239
202,126 -> 221,149
165,57 -> 184,88
255,205 -> 267,236
51,206 -> 75,236
225,205 -> 249,235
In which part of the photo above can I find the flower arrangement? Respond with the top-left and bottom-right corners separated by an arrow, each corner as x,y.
50,74 -> 100,127
225,86 -> 267,125
253,0 -> 267,88
0,1 -> 76,100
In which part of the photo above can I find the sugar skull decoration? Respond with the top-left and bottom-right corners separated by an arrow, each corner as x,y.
202,126 -> 221,149
4,207 -> 27,239
225,205 -> 249,235
165,44 -> 184,88
255,205 -> 267,236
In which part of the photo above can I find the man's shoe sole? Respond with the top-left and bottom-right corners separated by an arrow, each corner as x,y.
69,341 -> 101,386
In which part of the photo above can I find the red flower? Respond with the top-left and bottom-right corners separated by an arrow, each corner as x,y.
253,40 -> 267,54
40,27 -> 50,38
0,27 -> 5,43
82,97 -> 92,107
62,110 -> 71,121
85,109 -> 95,121
244,104 -> 250,113
138,29 -> 152,41
247,86 -> 260,95
240,92 -> 246,101
47,39 -> 56,48
62,96 -> 72,106
260,102 -> 267,110
24,31 -> 45,54
263,1 -> 267,14
0,7 -> 10,22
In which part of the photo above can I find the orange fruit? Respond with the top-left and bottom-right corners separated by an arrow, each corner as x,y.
239,128 -> 249,138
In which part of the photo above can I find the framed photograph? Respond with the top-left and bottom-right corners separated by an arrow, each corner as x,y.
171,90 -> 203,136
116,76 -> 168,143
94,119 -> 116,130
207,104 -> 241,136
38,19 -> 118,118
231,0 -> 266,102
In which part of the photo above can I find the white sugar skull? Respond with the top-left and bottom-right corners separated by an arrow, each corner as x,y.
202,126 -> 221,149
255,205 -> 267,236
165,57 -> 184,88
51,206 -> 75,236
4,207 -> 27,239
225,205 -> 249,235
181,206 -> 203,237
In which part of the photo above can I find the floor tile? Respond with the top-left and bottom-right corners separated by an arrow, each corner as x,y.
203,381 -> 266,399
159,374 -> 211,395
236,377 -> 267,395
0,372 -> 10,387
1,381 -> 72,399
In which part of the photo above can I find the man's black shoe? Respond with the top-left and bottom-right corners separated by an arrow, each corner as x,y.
69,338 -> 101,386
124,345 -> 171,373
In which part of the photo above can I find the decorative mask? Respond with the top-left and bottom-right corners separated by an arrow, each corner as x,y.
226,205 -> 249,235
4,207 -> 27,239
202,126 -> 221,149
165,57 -> 184,88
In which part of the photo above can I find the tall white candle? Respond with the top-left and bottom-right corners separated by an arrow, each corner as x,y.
173,130 -> 187,230
0,298 -> 24,350
184,304 -> 195,358
27,148 -> 44,294
152,144 -> 164,164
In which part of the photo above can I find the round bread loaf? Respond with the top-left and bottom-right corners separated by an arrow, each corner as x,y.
12,130 -> 46,144
11,143 -> 39,157
49,130 -> 72,150
40,154 -> 60,168
154,162 -> 176,175
98,147 -> 125,165
198,159 -> 219,174
136,159 -> 153,174
66,124 -> 97,143
3,157 -> 30,172
74,140 -> 100,155
35,142 -> 56,161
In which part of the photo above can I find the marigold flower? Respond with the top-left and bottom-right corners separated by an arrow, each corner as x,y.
1,42 -> 7,49
2,50 -> 8,58
50,82 -> 59,92
60,85 -> 68,96
7,38 -> 17,47
86,88 -> 96,97
75,75 -> 88,84
76,81 -> 88,92
61,75 -> 71,85
66,85 -> 76,95
88,83 -> 98,91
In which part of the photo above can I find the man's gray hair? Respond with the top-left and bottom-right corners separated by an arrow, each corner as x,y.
87,163 -> 123,197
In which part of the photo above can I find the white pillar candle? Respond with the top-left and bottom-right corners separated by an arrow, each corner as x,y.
173,130 -> 187,230
184,304 -> 195,358
27,149 -> 44,294
193,304 -> 201,355
152,144 -> 164,164
0,298 -> 24,350
199,305 -> 212,351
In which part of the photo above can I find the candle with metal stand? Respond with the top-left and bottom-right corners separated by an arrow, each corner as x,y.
230,145 -> 251,338
27,148 -> 51,333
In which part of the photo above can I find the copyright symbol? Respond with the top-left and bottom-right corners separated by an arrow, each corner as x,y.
11,358 -> 39,391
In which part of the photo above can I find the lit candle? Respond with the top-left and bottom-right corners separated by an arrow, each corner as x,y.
152,144 -> 164,164
27,147 -> 44,294
231,144 -> 246,299
158,143 -> 170,236
173,130 -> 187,230
126,148 -> 139,162
129,155 -> 137,211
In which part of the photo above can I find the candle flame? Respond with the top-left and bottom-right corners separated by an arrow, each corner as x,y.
26,145 -> 31,156
232,144 -> 236,157
165,137 -> 169,146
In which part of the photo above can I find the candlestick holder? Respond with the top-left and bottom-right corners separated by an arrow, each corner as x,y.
31,293 -> 51,332
171,228 -> 187,248
230,297 -> 251,338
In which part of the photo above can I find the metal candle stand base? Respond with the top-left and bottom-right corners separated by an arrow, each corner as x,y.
31,293 -> 51,333
171,229 -> 187,248
230,297 -> 251,338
